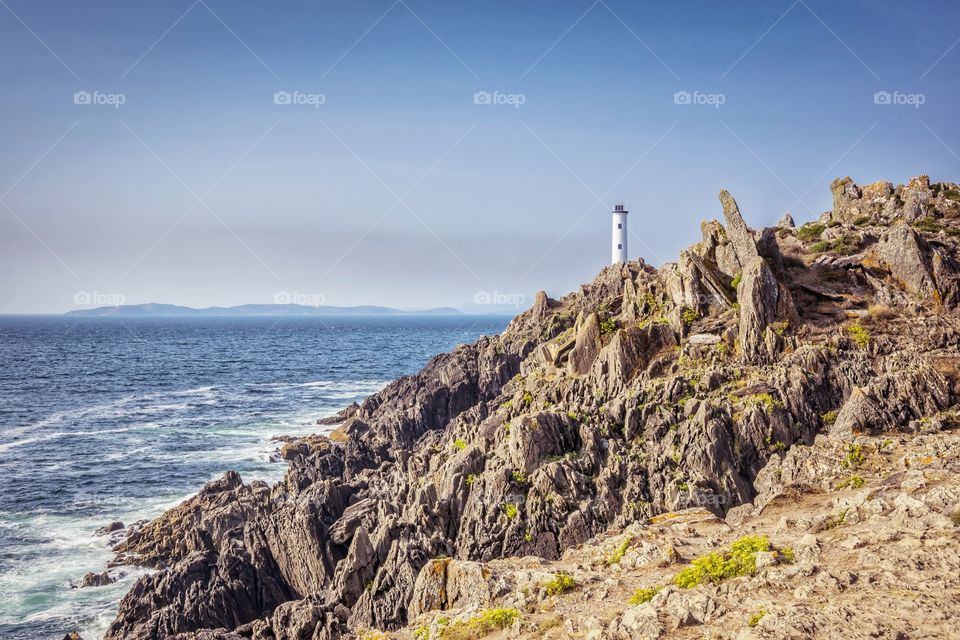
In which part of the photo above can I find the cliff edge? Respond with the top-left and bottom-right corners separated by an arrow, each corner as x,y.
100,176 -> 960,640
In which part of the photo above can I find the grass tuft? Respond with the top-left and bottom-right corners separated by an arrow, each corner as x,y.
673,534 -> 770,588
440,608 -> 519,640
628,587 -> 660,605
542,572 -> 576,596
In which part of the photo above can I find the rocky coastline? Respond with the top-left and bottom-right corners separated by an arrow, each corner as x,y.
82,176 -> 960,639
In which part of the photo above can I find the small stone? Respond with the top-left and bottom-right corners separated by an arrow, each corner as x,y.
687,333 -> 720,346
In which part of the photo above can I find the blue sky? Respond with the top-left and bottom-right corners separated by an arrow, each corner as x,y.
1,0 -> 959,312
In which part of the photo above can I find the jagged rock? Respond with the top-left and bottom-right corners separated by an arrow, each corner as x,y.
660,587 -> 718,628
409,558 -> 498,619
867,225 -> 938,301
611,603 -> 663,639
719,190 -> 795,363
327,417 -> 370,443
95,521 -> 124,536
901,175 -> 934,221
737,258 -> 779,363
317,402 -> 359,426
74,571 -> 120,588
831,387 -> 885,437
777,212 -> 795,228
102,176 -> 960,640
568,312 -> 602,375
719,190 -> 760,266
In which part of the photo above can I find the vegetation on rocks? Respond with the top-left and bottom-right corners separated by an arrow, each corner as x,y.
96,175 -> 960,640
627,587 -> 660,606
673,535 -> 771,588
439,608 -> 518,640
542,572 -> 576,596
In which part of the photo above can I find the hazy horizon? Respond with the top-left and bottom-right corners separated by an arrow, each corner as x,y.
3,0 -> 959,313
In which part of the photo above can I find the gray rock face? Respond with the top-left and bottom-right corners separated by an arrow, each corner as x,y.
569,312 -> 603,375
719,190 -> 794,363
719,189 -> 760,266
777,212 -> 795,228
74,571 -> 119,588
103,176 -> 960,640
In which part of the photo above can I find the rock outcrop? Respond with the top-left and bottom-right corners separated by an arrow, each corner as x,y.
102,176 -> 960,640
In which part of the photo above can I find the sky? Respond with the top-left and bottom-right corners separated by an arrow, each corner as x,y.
1,0 -> 959,313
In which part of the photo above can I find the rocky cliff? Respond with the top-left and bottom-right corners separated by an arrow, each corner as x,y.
100,176 -> 960,640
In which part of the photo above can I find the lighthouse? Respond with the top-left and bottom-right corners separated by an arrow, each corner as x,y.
611,203 -> 628,264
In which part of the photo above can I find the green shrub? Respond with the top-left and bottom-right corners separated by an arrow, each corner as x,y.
465,474 -> 476,486
798,223 -> 826,241
770,321 -> 789,336
453,438 -> 467,451
853,215 -> 872,226
848,324 -> 870,348
748,610 -> 767,627
628,587 -> 660,605
542,572 -> 576,596
836,475 -> 865,490
821,409 -> 839,426
730,272 -> 742,290
913,216 -> 943,233
831,235 -> 860,255
511,470 -> 527,485
521,391 -> 533,407
599,318 -> 618,335
682,307 -> 698,325
607,536 -> 632,565
440,608 -> 519,640
842,443 -> 865,469
501,503 -> 519,519
745,393 -> 783,412
809,240 -> 831,253
673,534 -> 770,588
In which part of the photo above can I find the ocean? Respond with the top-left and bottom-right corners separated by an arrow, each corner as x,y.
0,315 -> 509,640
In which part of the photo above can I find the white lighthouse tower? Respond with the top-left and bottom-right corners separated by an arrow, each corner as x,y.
611,203 -> 628,264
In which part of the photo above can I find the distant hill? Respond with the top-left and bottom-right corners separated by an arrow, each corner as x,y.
65,303 -> 462,317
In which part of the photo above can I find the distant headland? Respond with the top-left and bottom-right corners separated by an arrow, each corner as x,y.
65,303 -> 462,317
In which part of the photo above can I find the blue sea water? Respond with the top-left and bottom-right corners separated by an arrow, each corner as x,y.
0,315 -> 509,640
